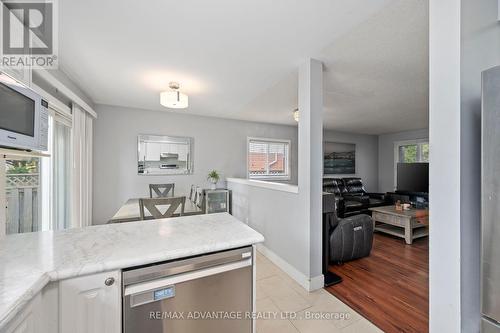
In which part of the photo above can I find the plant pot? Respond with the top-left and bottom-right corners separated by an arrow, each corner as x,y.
209,179 -> 218,190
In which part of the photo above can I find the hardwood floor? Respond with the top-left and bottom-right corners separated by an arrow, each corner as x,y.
325,233 -> 429,333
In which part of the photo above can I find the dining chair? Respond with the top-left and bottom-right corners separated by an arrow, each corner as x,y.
139,197 -> 186,220
195,187 -> 204,208
189,185 -> 197,202
149,183 -> 175,198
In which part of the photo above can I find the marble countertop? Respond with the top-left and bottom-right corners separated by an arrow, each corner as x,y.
0,213 -> 264,328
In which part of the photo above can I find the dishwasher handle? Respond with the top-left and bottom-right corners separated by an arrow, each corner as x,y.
124,258 -> 252,308
123,246 -> 253,286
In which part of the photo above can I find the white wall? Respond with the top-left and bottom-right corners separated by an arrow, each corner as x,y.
460,0 -> 500,331
228,181 -> 309,279
323,130 -> 379,192
92,104 -> 298,224
378,128 -> 429,193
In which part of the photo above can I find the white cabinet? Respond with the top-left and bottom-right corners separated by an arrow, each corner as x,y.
2,271 -> 121,333
59,271 -> 121,333
144,142 -> 189,162
3,294 -> 41,333
160,143 -> 188,161
0,66 -> 31,87
144,142 -> 161,161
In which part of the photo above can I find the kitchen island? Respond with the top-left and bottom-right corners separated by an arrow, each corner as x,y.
0,213 -> 264,332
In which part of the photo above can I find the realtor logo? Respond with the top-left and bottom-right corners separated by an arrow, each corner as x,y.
1,0 -> 58,68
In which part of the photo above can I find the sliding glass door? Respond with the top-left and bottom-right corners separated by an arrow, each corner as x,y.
2,108 -> 73,235
52,120 -> 72,230
5,157 -> 42,234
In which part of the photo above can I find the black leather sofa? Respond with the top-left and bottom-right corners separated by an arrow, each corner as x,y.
323,177 -> 387,217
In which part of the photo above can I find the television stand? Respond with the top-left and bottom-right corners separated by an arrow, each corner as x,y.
388,191 -> 428,209
394,190 -> 428,197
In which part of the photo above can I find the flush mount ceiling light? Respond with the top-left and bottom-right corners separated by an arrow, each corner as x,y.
160,82 -> 189,109
293,108 -> 299,122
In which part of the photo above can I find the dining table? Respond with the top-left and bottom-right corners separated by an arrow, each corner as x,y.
108,197 -> 203,223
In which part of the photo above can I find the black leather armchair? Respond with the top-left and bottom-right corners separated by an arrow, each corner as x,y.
322,193 -> 374,286
322,178 -> 363,217
322,178 -> 342,208
324,195 -> 373,264
323,177 -> 388,217
342,177 -> 388,208
323,178 -> 345,195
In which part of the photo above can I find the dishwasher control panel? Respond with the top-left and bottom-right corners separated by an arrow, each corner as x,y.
154,286 -> 175,300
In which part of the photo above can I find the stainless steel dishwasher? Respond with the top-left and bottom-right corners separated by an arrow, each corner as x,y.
122,246 -> 253,333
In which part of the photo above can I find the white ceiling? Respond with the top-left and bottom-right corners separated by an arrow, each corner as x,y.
241,0 -> 429,134
59,0 -> 428,135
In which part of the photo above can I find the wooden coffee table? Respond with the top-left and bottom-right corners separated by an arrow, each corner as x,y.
369,206 -> 429,244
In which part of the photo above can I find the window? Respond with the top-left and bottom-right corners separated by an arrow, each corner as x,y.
398,141 -> 429,163
394,139 -> 429,188
248,138 -> 290,180
5,157 -> 42,234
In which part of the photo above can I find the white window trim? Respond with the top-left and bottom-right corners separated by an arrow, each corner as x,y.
247,137 -> 291,181
34,69 -> 97,118
41,107 -> 72,231
393,138 -> 429,190
31,82 -> 72,118
41,113 -> 54,231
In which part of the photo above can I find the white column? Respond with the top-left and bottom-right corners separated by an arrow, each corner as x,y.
429,0 -> 461,331
298,58 -> 324,290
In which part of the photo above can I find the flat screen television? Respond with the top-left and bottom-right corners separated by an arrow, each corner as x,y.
397,163 -> 429,193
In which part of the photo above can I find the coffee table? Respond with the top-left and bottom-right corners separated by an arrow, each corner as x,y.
369,206 -> 429,244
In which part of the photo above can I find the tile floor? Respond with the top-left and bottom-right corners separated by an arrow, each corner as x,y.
255,252 -> 382,333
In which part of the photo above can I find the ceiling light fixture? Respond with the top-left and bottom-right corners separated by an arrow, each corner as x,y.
293,108 -> 299,122
160,82 -> 189,109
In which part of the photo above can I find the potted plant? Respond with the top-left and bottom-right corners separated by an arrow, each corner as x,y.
207,170 -> 220,190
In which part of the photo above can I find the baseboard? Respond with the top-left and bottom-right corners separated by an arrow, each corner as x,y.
256,244 -> 324,292
309,274 -> 325,291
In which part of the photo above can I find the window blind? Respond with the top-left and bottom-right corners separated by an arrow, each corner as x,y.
248,139 -> 290,179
